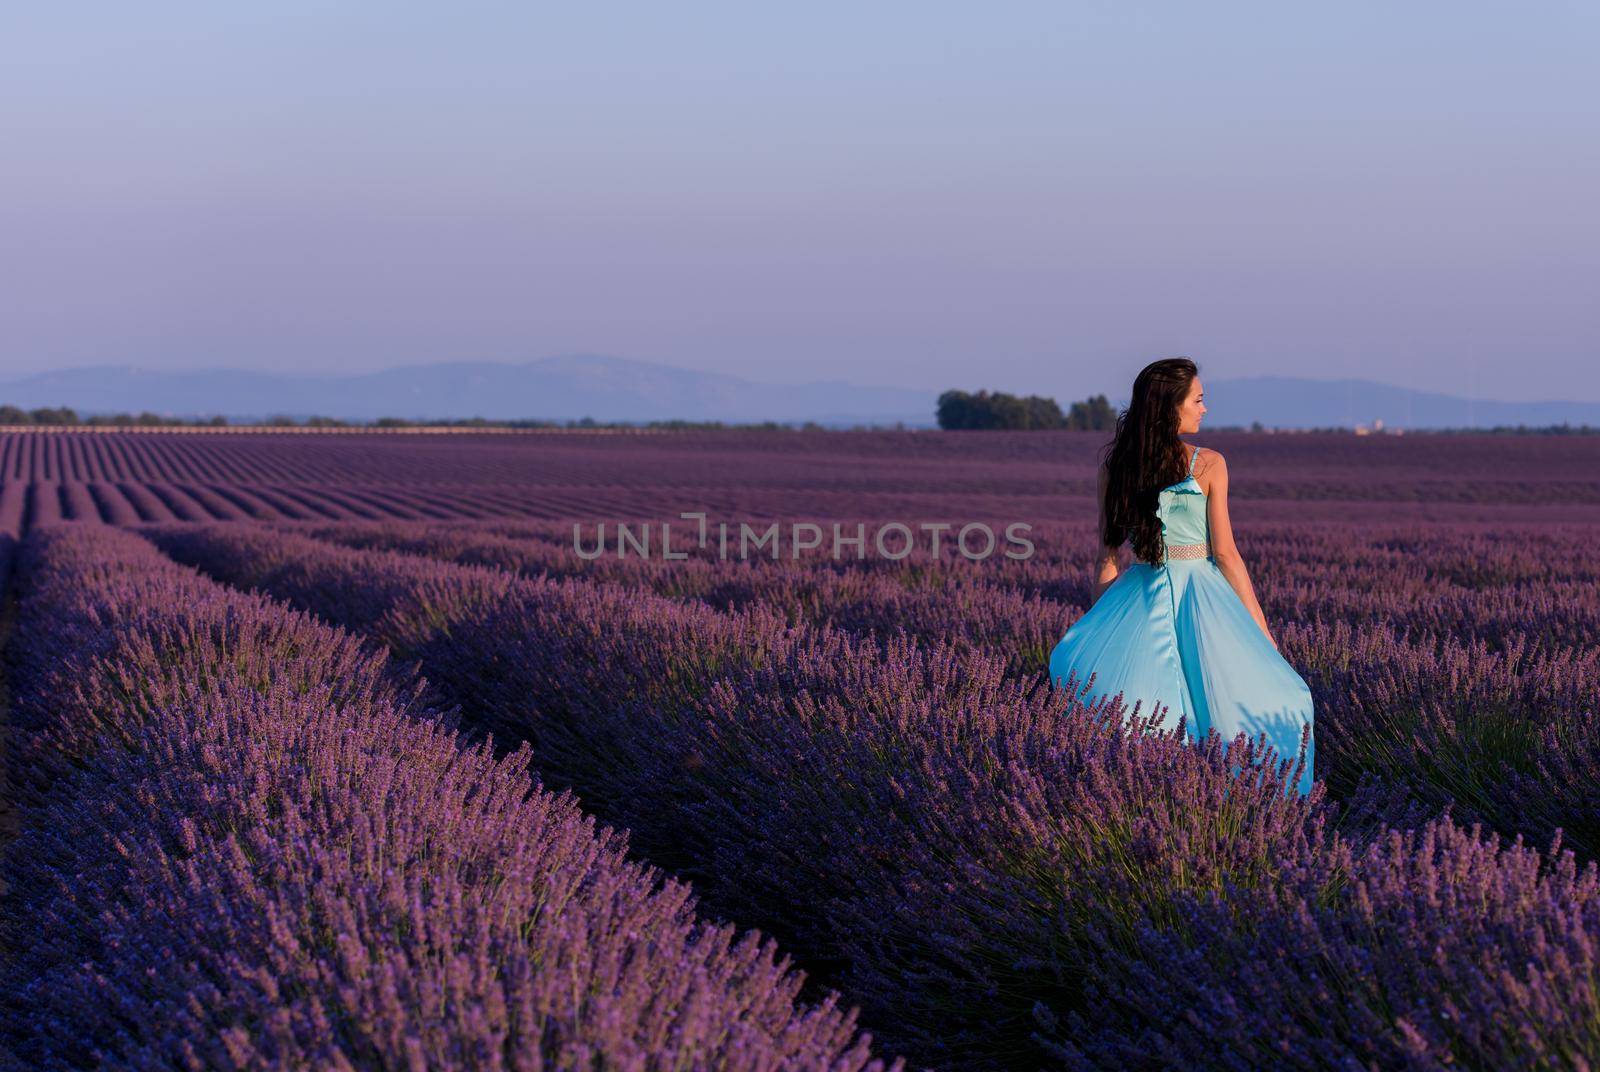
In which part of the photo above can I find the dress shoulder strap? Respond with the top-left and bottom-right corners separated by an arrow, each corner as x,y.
1188,444 -> 1201,476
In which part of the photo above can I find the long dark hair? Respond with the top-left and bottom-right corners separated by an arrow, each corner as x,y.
1099,357 -> 1198,565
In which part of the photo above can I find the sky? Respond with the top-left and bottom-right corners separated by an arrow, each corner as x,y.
2,1 -> 1596,403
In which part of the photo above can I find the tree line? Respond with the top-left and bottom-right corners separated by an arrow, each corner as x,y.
0,405 -> 231,427
0,405 -> 846,431
2,391 -> 1121,432
0,406 -> 621,429
7,400 -> 1587,435
936,389 -> 1117,430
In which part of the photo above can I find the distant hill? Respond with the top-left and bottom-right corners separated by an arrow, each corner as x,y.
0,357 -> 1594,430
1196,375 -> 1600,431
0,355 -> 940,427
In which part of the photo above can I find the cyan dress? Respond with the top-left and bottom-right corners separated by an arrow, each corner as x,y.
1047,444 -> 1315,797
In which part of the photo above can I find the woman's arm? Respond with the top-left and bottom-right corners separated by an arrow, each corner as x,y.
1091,462 -> 1121,605
1200,450 -> 1277,649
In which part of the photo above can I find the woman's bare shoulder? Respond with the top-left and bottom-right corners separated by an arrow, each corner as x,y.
1195,446 -> 1227,490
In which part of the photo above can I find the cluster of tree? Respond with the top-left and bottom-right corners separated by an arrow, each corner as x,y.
0,406 -> 855,431
6,405 -> 204,426
0,405 -> 233,426
1064,394 -> 1118,430
936,389 -> 1118,430
0,405 -> 94,425
1474,423 -> 1600,435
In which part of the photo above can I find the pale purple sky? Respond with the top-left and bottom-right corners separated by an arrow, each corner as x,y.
2,2 -> 1596,402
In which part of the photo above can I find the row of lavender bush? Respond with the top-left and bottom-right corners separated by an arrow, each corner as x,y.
458,516 -> 1600,655
277,517 -> 1600,863
0,524 -> 890,1070
281,518 -> 1063,677
484,516 -> 1600,654
289,517 -> 1600,684
144,521 -> 1600,1070
267,516 -> 1600,669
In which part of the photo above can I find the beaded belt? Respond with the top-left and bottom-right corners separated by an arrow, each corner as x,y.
1138,542 -> 1209,564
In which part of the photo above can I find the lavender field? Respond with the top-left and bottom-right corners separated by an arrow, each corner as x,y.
2,428 -> 1599,1070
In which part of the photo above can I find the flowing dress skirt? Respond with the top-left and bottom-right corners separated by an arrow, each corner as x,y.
1047,557 -> 1315,797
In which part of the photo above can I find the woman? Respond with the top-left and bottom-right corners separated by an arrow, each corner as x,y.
1047,357 -> 1315,797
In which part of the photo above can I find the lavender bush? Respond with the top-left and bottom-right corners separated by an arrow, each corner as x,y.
274,517 -> 1600,864
281,518 -> 1065,678
143,522 -> 1600,1069
146,523 -> 1325,1063
1048,819 -> 1600,1071
1,525 -> 891,1070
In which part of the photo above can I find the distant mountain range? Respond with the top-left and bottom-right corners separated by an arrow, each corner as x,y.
1195,375 -> 1600,432
0,356 -> 1594,430
0,355 -> 936,427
